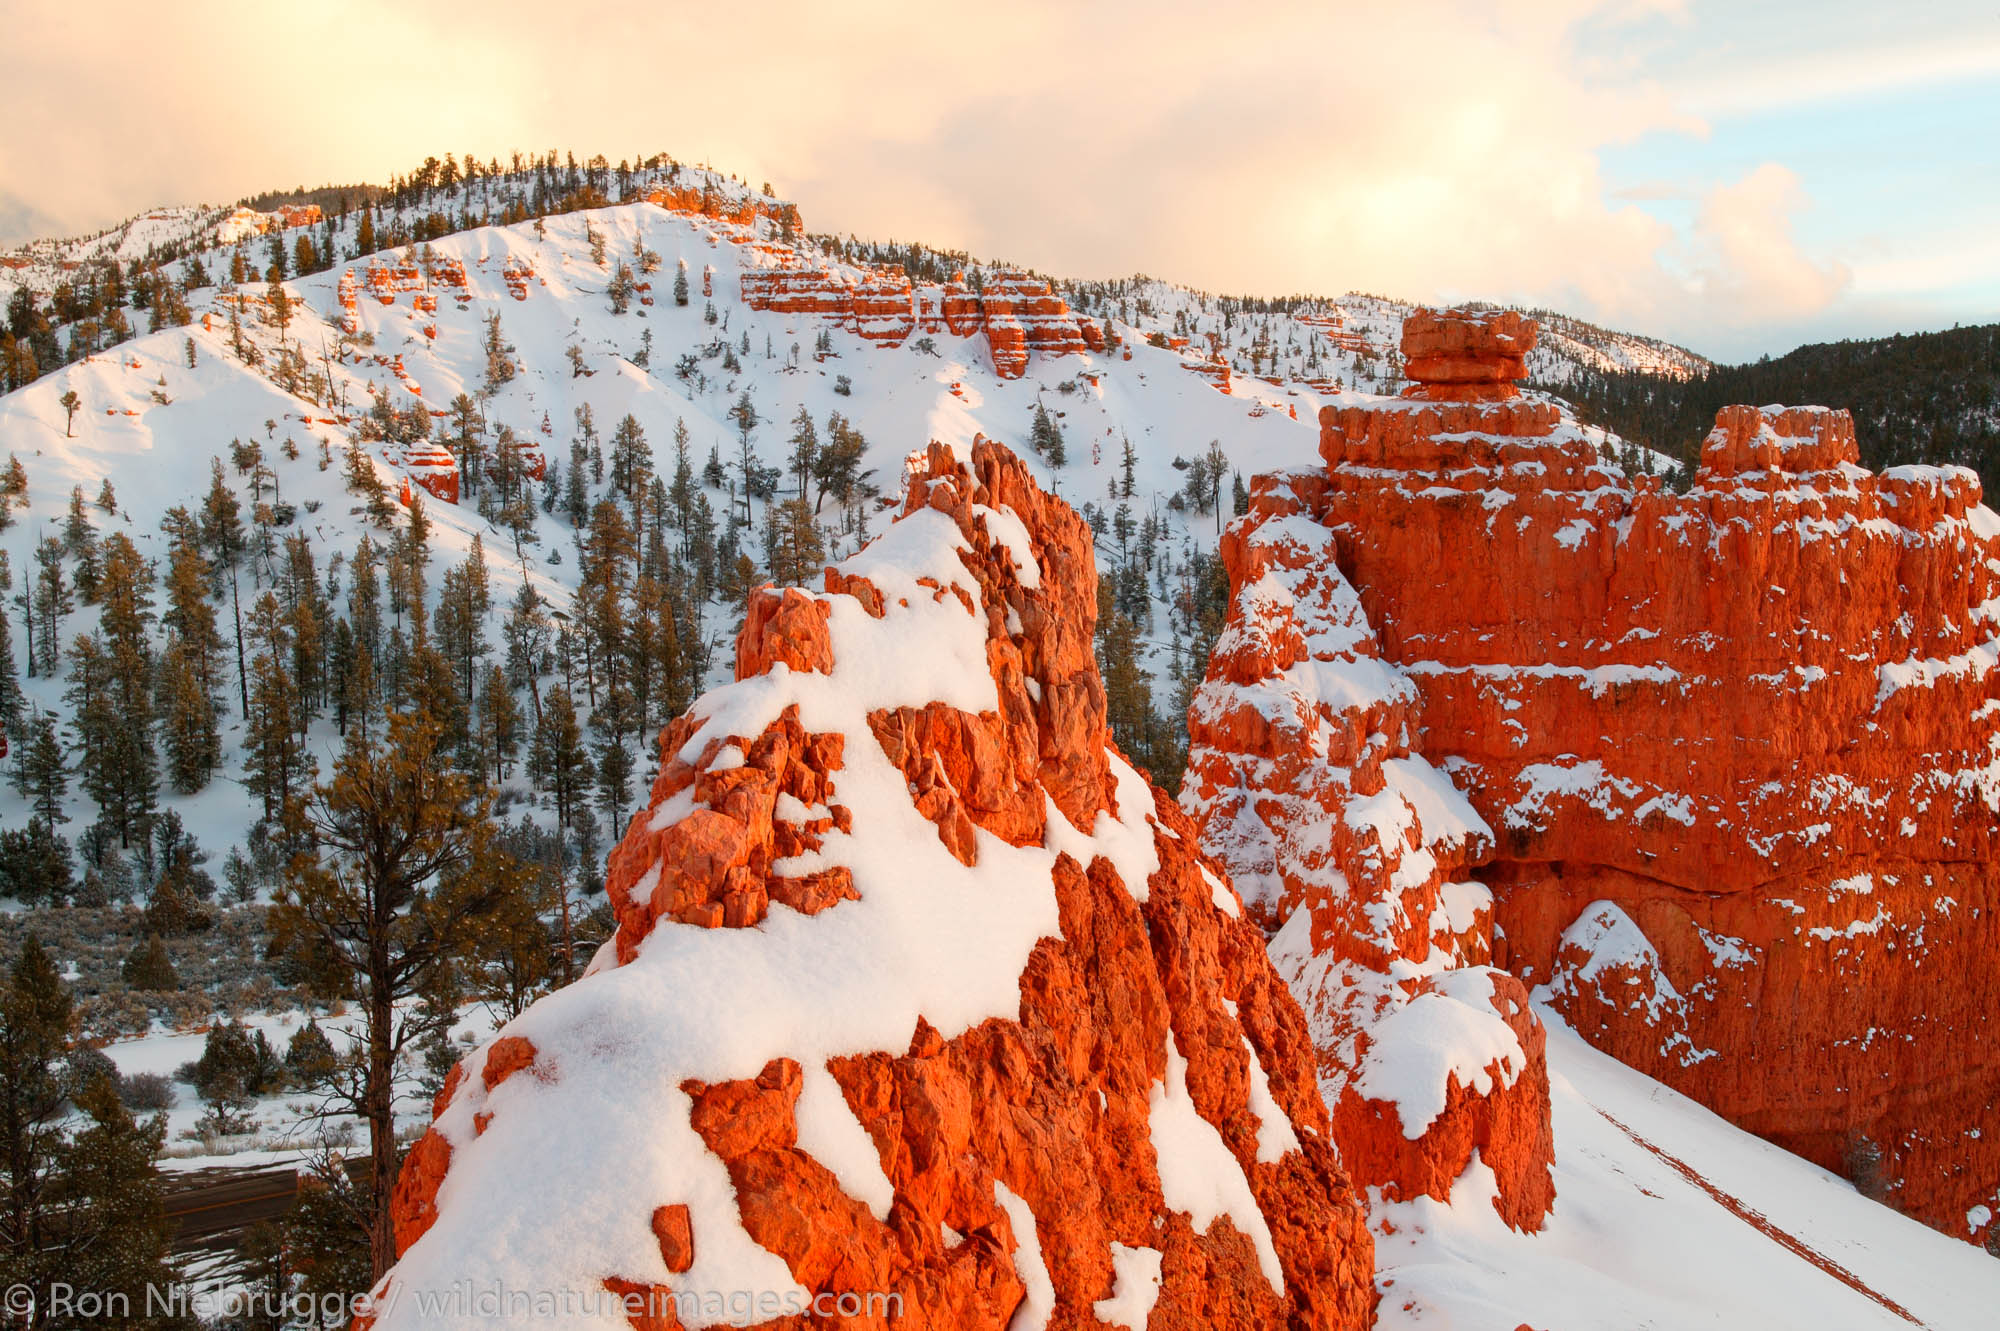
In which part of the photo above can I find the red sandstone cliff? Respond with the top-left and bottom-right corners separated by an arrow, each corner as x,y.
1180,434 -> 1556,1232
1193,306 -> 2000,1245
375,439 -> 1375,1329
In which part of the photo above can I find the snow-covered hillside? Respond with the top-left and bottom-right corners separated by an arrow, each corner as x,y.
0,194 -> 1333,872
0,202 -> 232,300
1,170 -> 1677,883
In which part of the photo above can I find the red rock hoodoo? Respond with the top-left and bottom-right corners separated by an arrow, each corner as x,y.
1190,306 -> 2000,1244
1180,443 -> 1556,1231
376,439 -> 1376,1329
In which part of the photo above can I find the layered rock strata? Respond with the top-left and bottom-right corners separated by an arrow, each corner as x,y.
1181,451 -> 1556,1232
1193,305 -> 2000,1243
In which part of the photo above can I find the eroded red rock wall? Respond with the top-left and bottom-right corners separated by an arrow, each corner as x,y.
1181,453 -> 1556,1232
1287,309 -> 2000,1240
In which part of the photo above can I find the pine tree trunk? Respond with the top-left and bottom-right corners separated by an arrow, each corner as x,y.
17,594 -> 32,680
367,951 -> 398,1280
231,571 -> 249,715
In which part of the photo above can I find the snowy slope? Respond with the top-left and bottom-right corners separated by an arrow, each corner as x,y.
1373,1014 -> 2000,1330
0,202 -> 231,303
0,199 -> 1343,868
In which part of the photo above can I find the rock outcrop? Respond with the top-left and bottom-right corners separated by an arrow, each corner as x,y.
1181,450 -> 1556,1232
1197,305 -> 2000,1243
646,182 -> 799,234
376,439 -> 1375,1329
397,441 -> 459,505
213,202 -> 322,244
740,261 -> 1097,377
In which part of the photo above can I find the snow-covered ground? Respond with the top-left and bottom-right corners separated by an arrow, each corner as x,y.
1373,1013 -> 2000,1330
97,1001 -> 496,1172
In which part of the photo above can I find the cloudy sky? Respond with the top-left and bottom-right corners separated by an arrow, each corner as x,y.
2,0 -> 1994,360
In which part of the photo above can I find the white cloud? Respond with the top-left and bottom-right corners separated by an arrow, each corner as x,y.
1689,164 -> 1849,318
0,0 -> 1859,356
1675,35 -> 2000,118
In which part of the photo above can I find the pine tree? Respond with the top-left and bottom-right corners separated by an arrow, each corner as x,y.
1198,438 -> 1230,532
502,580 -> 552,699
200,460 -> 251,711
1098,607 -> 1158,780
813,413 -> 869,514
158,538 -> 223,792
30,539 -> 72,677
121,934 -> 179,991
284,1020 -> 338,1088
668,419 -> 696,542
348,534 -> 384,662
689,494 -> 720,600
160,536 -> 222,698
0,821 -> 71,907
143,842 -> 214,936
673,263 -> 689,307
281,1159 -> 374,1311
405,638 -> 470,769
78,534 -> 159,845
594,726 -> 633,824
156,649 -> 219,795
272,707 -> 530,1278
433,535 -> 492,702
62,637 -> 114,840
244,592 -> 312,829
531,686 -> 591,831
0,935 -> 66,1291
13,713 -> 66,826
188,1020 -> 271,1133
729,390 -> 759,451
274,536 -> 325,724
1030,403 -> 1058,459
0,938 -> 179,1324
61,488 -> 99,601
482,309 -> 515,394
609,413 -> 651,508
787,405 -> 819,501
0,601 -> 21,738
45,1078 -> 178,1325
765,499 -> 826,587
477,663 -> 523,784
266,270 -> 293,343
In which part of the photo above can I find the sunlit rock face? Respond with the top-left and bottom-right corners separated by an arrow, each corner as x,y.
1181,357 -> 1557,1232
1188,305 -> 2000,1244
376,438 -> 1377,1330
